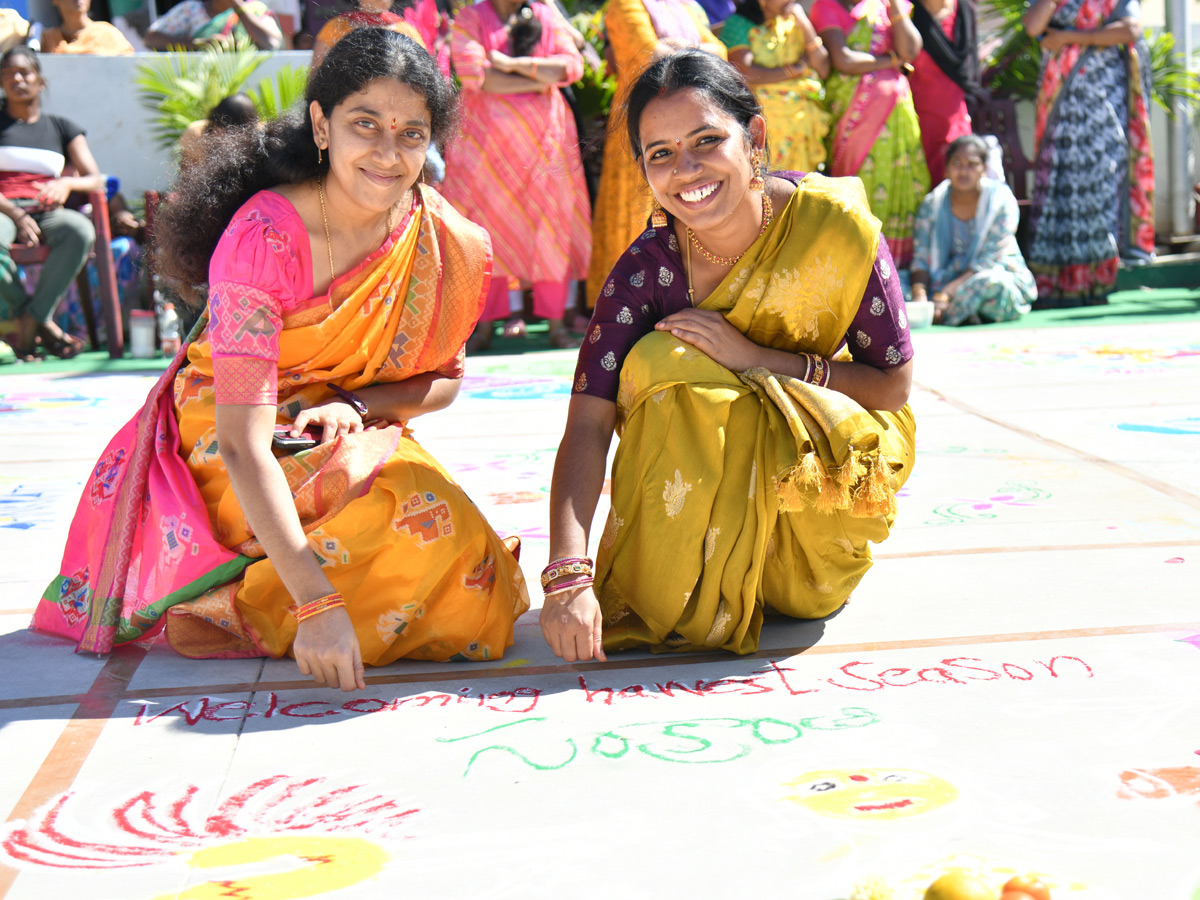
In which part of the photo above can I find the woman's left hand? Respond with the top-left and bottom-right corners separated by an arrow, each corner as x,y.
655,308 -> 763,372
1039,28 -> 1071,52
290,401 -> 364,445
488,48 -> 516,72
31,179 -> 69,210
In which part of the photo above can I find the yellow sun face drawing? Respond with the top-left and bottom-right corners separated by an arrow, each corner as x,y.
783,768 -> 958,820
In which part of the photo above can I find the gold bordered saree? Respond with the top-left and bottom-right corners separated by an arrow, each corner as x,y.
597,174 -> 916,654
35,186 -> 530,664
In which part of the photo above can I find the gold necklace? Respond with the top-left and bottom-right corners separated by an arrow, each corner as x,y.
686,193 -> 773,267
317,177 -> 336,288
317,178 -> 404,292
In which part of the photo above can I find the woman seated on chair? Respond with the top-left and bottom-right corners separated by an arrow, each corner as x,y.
910,134 -> 1035,325
0,46 -> 101,360
541,50 -> 915,661
143,0 -> 283,50
33,29 -> 529,691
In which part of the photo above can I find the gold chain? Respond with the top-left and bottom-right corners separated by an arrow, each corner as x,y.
317,176 -> 335,288
686,193 -> 773,267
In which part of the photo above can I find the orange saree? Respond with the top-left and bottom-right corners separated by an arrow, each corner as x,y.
35,185 -> 529,664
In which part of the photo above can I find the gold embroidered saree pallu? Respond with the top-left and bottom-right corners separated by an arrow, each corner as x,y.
35,187 -> 529,664
597,174 -> 916,655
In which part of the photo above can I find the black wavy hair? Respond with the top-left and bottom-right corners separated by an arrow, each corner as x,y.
155,28 -> 457,298
622,49 -> 763,164
945,133 -> 989,165
0,45 -> 45,110
208,92 -> 259,130
732,0 -> 765,26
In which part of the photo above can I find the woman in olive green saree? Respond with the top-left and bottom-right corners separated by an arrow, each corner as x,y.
541,51 -> 915,661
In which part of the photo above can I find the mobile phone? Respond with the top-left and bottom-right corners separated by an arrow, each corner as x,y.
272,424 -> 320,452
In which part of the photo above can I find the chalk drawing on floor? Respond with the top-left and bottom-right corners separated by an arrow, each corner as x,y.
1117,766 -> 1200,804
0,776 -> 418,899
1116,417 -> 1200,435
782,768 -> 957,820
924,482 -> 1053,526
438,707 -> 881,777
0,475 -> 86,531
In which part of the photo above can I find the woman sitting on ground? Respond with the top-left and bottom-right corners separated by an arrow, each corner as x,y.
910,134 -> 1035,325
42,0 -> 135,55
0,46 -> 102,361
721,0 -> 831,173
143,0 -> 283,50
33,29 -> 529,690
542,50 -> 916,661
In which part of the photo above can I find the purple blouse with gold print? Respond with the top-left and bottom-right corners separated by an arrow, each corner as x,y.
573,173 -> 913,401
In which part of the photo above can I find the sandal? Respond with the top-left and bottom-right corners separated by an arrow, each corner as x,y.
548,325 -> 581,350
501,316 -> 527,339
36,322 -> 84,360
465,321 -> 493,353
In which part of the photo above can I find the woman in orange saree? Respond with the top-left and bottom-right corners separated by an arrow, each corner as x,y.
32,30 -> 529,690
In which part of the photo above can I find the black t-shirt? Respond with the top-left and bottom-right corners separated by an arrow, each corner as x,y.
0,111 -> 85,200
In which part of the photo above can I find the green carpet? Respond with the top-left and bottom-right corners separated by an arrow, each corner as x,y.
4,288 -> 1197,374
0,347 -> 171,376
923,287 -> 1200,332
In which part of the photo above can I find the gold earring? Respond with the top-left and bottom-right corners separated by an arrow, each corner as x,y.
749,148 -> 764,192
650,201 -> 668,228
317,144 -> 323,165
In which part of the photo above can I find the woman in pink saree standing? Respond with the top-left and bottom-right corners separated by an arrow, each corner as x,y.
442,0 -> 591,348
810,0 -> 930,269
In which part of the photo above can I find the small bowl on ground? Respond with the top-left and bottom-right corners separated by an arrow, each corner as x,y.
906,299 -> 935,329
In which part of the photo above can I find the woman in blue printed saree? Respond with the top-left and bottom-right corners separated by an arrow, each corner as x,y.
910,134 -> 1035,325
541,52 -> 915,661
1022,0 -> 1154,306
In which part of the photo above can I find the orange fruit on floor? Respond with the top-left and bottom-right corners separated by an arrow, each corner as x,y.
1002,875 -> 1052,900
923,871 -> 995,900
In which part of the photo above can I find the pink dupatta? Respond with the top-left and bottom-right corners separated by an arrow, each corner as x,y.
813,0 -> 913,177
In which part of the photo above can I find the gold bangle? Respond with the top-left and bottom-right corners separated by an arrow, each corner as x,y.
805,36 -> 823,51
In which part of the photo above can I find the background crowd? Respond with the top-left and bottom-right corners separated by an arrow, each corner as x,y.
0,0 -> 1160,361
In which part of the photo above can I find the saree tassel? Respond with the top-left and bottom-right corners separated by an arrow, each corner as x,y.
797,451 -> 823,488
850,453 -> 897,518
813,465 -> 849,514
777,476 -> 808,512
834,453 -> 867,488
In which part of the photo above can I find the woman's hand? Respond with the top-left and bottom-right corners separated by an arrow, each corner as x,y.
540,583 -> 606,663
655,308 -> 763,372
10,210 -> 40,245
488,48 -> 517,72
290,401 -> 363,445
32,179 -> 70,210
1038,27 -> 1070,52
293,606 -> 366,691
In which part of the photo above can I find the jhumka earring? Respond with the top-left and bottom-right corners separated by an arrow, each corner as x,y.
650,201 -> 668,228
749,147 -> 765,192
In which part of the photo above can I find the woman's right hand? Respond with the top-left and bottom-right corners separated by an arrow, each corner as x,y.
10,210 -> 40,246
291,400 -> 364,445
293,605 -> 366,691
540,583 -> 606,662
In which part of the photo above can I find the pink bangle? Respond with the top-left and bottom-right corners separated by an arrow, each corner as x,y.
544,575 -> 594,597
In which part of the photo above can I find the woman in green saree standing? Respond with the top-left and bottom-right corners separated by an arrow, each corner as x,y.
810,0 -> 930,269
541,51 -> 916,661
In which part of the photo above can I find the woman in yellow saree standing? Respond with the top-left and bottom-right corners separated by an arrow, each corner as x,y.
33,30 -> 529,689
586,0 -> 726,307
543,51 -> 914,660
